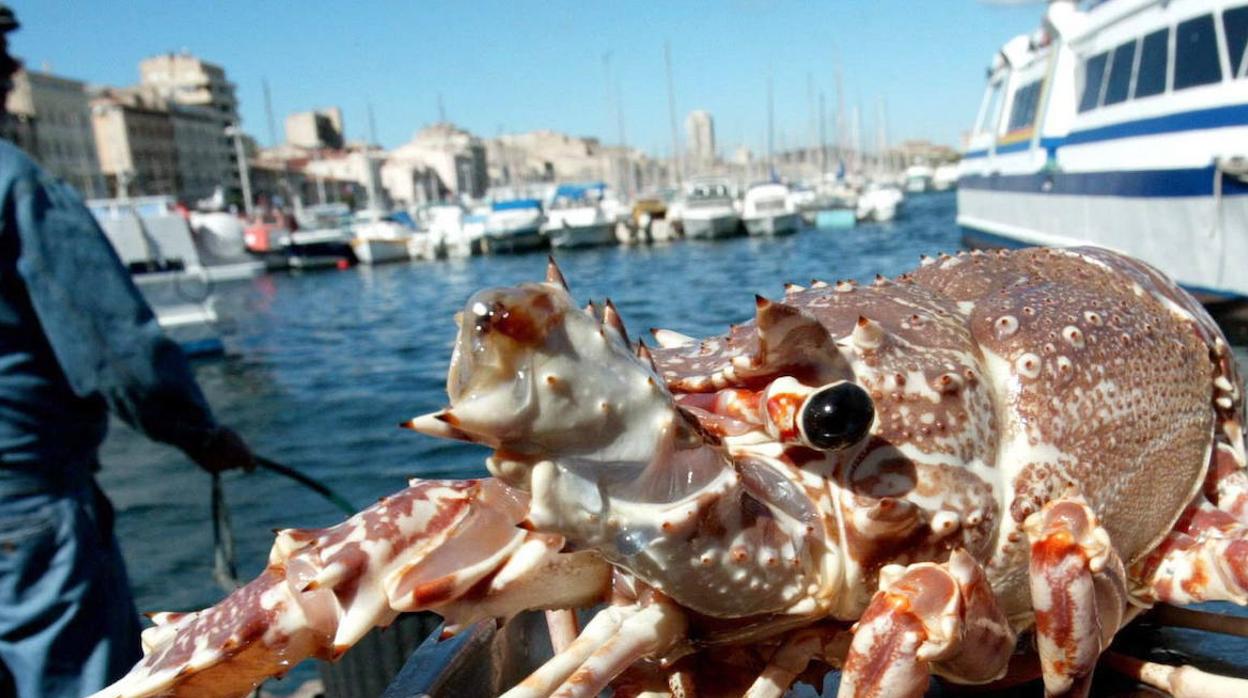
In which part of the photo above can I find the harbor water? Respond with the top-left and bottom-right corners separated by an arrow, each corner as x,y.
98,191 -> 1248,694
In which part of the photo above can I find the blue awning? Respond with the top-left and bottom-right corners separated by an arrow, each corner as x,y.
492,198 -> 543,211
553,182 -> 606,200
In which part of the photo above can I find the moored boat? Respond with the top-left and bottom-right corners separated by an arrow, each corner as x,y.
680,180 -> 741,240
351,210 -> 418,265
741,182 -> 801,236
542,183 -> 617,249
958,0 -> 1248,301
903,163 -> 934,193
856,182 -> 905,223
483,198 -> 547,254
88,196 -> 227,357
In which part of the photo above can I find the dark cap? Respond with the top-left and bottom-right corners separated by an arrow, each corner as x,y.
0,5 -> 18,33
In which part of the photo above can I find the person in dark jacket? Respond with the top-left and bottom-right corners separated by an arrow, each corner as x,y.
0,7 -> 255,696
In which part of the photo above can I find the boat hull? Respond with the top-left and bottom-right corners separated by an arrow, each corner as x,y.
683,213 -> 741,240
957,183 -> 1248,300
544,222 -> 616,249
743,212 -> 802,236
482,227 -> 547,254
352,238 -> 412,265
813,209 -> 857,229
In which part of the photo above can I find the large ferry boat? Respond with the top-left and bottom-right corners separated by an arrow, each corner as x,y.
957,0 -> 1248,301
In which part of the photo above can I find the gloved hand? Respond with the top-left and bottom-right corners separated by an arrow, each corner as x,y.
187,426 -> 256,474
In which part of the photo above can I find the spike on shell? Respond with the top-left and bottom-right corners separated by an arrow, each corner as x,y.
602,299 -> 629,344
545,256 -> 569,290
852,316 -> 886,349
636,340 -> 659,372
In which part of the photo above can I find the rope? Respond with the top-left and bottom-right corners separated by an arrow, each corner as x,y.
210,471 -> 241,593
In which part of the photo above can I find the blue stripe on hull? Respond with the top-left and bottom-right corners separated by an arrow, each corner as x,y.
959,166 -> 1248,198
961,103 -> 1248,160
958,226 -> 1245,302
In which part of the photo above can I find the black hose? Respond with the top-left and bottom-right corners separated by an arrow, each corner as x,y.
254,456 -> 358,516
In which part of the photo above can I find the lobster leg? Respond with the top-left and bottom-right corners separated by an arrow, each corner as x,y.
743,627 -> 839,698
1023,496 -> 1129,698
92,479 -> 612,698
838,549 -> 1016,698
1133,498 -> 1248,605
1204,438 -> 1248,524
1104,652 -> 1248,698
502,595 -> 686,698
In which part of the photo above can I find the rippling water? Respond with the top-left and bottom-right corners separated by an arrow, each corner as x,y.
98,191 -> 1248,694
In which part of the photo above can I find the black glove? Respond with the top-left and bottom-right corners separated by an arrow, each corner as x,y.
187,426 -> 256,474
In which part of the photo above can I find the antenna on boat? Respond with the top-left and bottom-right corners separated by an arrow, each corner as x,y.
807,73 -> 816,180
664,40 -> 682,188
767,68 -> 774,179
366,101 -> 381,211
819,90 -> 828,178
263,77 -> 277,148
834,52 -> 845,176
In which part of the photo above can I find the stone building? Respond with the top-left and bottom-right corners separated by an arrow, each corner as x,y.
684,110 -> 715,172
3,69 -> 105,197
90,87 -> 178,197
89,85 -> 229,201
138,52 -> 239,195
285,108 -> 344,150
385,123 -> 488,204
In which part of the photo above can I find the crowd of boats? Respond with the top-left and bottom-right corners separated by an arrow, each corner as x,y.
82,169 -> 940,358
241,171 -> 934,266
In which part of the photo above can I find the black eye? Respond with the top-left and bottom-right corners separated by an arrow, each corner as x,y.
800,381 -> 874,451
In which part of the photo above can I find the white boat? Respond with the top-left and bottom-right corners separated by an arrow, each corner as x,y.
420,203 -> 482,258
856,183 -> 905,223
958,0 -> 1248,301
741,182 -> 802,236
932,163 -> 960,191
350,210 -> 418,265
542,183 -> 617,249
483,198 -> 547,254
680,181 -> 741,239
903,164 -> 934,193
88,196 -> 226,357
186,212 -> 268,281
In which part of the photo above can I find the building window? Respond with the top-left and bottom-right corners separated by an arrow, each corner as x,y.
1225,5 -> 1248,78
1134,27 -> 1170,97
1174,14 -> 1222,90
1078,51 -> 1109,112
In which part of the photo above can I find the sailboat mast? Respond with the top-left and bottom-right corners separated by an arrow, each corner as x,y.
664,41 -> 682,188
819,91 -> 827,178
767,71 -> 774,178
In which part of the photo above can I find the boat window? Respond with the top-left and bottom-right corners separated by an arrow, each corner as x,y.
1103,39 -> 1137,106
1007,79 -> 1042,131
1225,5 -> 1248,78
1134,28 -> 1170,97
977,80 -> 1005,134
1174,14 -> 1222,90
1078,51 -> 1109,112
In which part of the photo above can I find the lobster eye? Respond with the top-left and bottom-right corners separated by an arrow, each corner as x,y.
799,381 -> 874,451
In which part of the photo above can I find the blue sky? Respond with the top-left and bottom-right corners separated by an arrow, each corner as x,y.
12,1 -> 1041,154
